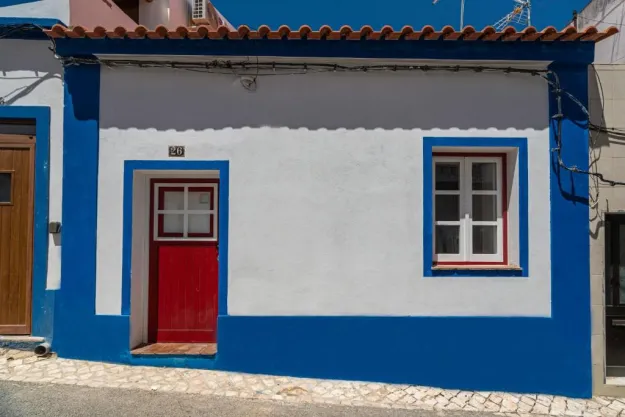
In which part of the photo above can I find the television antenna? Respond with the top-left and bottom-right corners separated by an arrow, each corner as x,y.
432,0 -> 532,31
432,0 -> 466,29
494,0 -> 532,31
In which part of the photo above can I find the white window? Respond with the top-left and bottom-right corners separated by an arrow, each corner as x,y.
153,182 -> 218,241
433,155 -> 506,264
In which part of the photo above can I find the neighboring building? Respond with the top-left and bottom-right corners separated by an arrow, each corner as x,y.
0,0 -> 229,339
42,23 -> 615,398
0,0 -> 230,30
577,0 -> 625,64
0,7 -> 67,344
577,0 -> 625,396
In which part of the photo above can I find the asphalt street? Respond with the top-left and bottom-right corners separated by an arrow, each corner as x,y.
0,381 -> 501,417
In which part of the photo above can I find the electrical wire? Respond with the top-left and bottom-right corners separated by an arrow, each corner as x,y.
577,15 -> 625,28
50,53 -> 625,189
0,23 -> 45,40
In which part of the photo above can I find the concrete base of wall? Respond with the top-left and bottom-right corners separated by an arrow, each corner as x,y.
0,336 -> 45,352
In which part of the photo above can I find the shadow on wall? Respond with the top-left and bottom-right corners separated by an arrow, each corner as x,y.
587,65 -> 625,239
99,67 -> 550,132
579,0 -> 625,64
0,40 -> 62,103
0,73 -> 57,105
0,41 -> 61,74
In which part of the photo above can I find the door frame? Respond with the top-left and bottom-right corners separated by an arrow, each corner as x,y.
0,135 -> 35,335
0,108 -> 51,339
605,213 -> 625,377
147,178 -> 219,343
121,160 -> 230,350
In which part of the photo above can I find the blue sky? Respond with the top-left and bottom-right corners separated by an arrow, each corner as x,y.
211,0 -> 592,31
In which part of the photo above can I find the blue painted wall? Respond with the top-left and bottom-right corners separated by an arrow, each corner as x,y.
0,0 -> 40,8
0,106 -> 52,339
53,42 -> 592,397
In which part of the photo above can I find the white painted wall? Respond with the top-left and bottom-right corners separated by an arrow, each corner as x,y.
578,0 -> 625,63
0,40 -> 63,290
97,62 -> 552,318
0,0 -> 69,24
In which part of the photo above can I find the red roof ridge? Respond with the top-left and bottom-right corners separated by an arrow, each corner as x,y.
44,24 -> 619,43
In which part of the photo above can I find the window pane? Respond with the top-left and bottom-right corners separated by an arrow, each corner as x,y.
162,190 -> 184,210
435,225 -> 460,254
472,162 -> 497,190
188,190 -> 212,210
472,195 -> 497,221
473,225 -> 497,254
0,173 -> 11,203
435,163 -> 460,191
435,195 -> 460,221
189,213 -> 211,234
162,214 -> 183,234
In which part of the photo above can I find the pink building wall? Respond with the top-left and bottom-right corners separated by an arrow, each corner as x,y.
168,0 -> 189,27
69,0 -> 230,29
70,0 -> 137,27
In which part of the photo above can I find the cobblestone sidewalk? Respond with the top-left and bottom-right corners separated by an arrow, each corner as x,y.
1,347 -> 624,417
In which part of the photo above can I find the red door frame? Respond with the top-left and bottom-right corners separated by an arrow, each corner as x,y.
147,178 -> 219,343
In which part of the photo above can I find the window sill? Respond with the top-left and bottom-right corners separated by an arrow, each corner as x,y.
427,264 -> 525,277
432,265 -> 523,271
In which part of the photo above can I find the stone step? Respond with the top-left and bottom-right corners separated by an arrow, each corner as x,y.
0,336 -> 46,352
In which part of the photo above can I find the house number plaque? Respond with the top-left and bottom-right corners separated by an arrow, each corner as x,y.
168,146 -> 185,157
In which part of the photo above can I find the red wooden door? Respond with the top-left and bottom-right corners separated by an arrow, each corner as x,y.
148,180 -> 219,343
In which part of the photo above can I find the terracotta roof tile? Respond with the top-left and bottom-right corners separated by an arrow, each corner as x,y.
44,24 -> 618,43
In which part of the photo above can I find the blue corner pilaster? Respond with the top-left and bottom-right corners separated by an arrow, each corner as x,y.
54,63 -> 129,360
548,62 -> 592,396
30,107 -> 52,339
53,64 -> 101,356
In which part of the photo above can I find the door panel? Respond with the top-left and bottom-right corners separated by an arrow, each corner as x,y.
0,145 -> 34,335
156,245 -> 218,343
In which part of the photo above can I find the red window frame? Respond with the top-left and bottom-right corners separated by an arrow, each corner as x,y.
151,178 -> 219,242
432,152 -> 508,266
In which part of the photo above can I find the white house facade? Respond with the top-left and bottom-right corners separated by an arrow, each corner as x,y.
39,23 -> 617,398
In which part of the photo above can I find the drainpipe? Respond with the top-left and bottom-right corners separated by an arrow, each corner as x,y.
34,342 -> 51,357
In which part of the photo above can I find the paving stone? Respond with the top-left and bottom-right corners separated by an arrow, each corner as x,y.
599,406 -> 619,417
469,396 -> 487,408
444,403 -> 463,411
531,403 -> 549,414
517,401 -> 534,413
490,394 -> 505,405
501,399 -> 519,413
607,400 -> 625,412
592,397 -> 611,406
3,349 -> 625,417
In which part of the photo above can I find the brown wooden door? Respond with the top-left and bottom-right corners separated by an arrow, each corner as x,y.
0,135 -> 35,335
